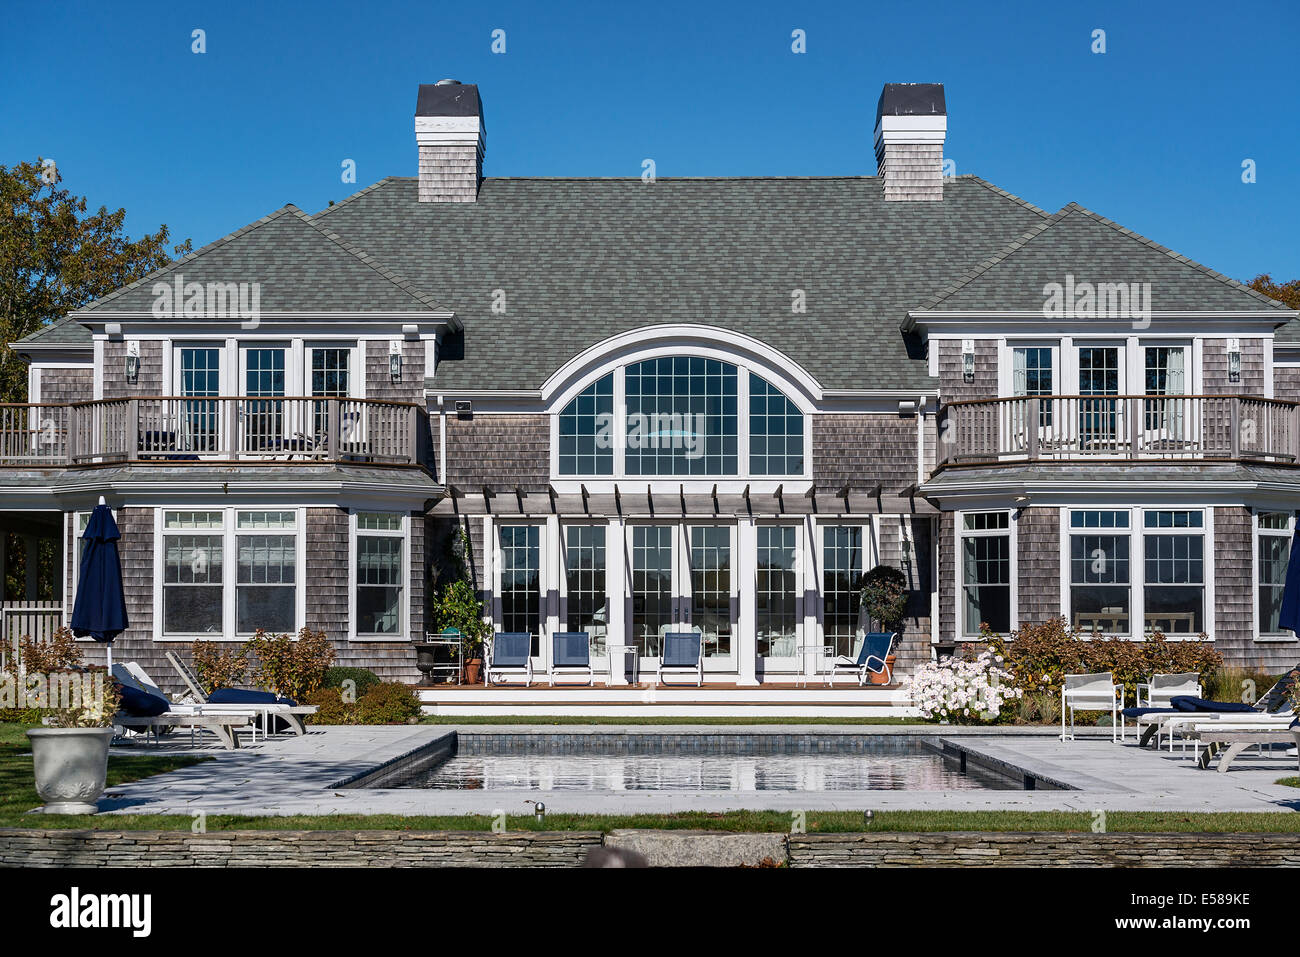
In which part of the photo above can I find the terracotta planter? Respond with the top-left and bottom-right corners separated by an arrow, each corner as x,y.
870,655 -> 898,685
26,727 -> 114,814
463,658 -> 483,685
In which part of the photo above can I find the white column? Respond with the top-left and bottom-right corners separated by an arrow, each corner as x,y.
803,515 -> 820,681
544,515 -> 560,675
481,515 -> 495,628
736,517 -> 758,686
605,516 -> 627,684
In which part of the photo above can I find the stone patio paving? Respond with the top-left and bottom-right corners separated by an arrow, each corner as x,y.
94,725 -> 1300,818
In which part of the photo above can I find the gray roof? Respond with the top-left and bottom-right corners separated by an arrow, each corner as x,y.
919,203 -> 1289,313
14,316 -> 93,347
314,175 -> 1049,392
1277,317 -> 1300,345
66,205 -> 445,318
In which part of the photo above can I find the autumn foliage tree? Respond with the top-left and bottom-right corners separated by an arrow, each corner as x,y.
1247,274 -> 1300,311
0,158 -> 191,402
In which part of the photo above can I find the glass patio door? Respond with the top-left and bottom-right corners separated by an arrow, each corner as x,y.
755,524 -> 800,673
686,525 -> 734,668
1077,345 -> 1124,453
240,347 -> 286,453
631,525 -> 677,664
178,347 -> 222,453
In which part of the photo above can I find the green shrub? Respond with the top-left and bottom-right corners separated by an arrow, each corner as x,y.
191,641 -> 249,693
860,565 -> 908,631
323,667 -> 382,699
355,682 -> 421,724
304,682 -> 420,725
431,578 -> 491,658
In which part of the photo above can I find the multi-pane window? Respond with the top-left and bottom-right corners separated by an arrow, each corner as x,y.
1143,511 -> 1204,636
1069,510 -> 1131,635
162,511 -> 225,636
625,357 -> 737,476
1259,512 -> 1294,636
236,511 -> 296,634
244,349 -> 285,452
690,526 -> 732,658
356,512 -> 404,637
498,525 -> 541,655
749,374 -> 804,476
311,347 -> 352,440
564,525 -> 607,656
1143,346 -> 1187,432
1078,346 -> 1121,449
822,526 -> 863,657
180,348 -> 221,452
631,525 -> 674,657
1012,347 -> 1053,426
558,373 -> 614,476
756,526 -> 798,657
961,512 -> 1010,636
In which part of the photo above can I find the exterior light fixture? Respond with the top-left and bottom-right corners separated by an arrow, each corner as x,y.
961,339 -> 975,382
534,801 -> 546,824
863,810 -> 874,826
455,400 -> 472,419
1227,338 -> 1241,383
125,341 -> 140,384
389,339 -> 402,382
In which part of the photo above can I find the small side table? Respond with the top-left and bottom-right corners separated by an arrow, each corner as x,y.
796,644 -> 832,687
607,645 -> 639,687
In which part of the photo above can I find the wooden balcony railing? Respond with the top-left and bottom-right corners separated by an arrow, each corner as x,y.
0,397 -> 425,468
940,395 -> 1300,467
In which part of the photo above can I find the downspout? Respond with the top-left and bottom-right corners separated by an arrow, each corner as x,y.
436,394 -> 447,487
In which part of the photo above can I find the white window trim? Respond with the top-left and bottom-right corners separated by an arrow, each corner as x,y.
991,335 -> 1213,400
1252,510 -> 1296,642
1057,506 -> 1213,641
954,509 -> 1018,639
152,507 -> 307,642
547,355 -> 813,484
348,510 -> 411,642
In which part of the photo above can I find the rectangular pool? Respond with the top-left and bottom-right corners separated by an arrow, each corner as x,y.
369,734 -> 1023,792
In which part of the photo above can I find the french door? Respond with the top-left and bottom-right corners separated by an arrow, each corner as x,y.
629,523 -> 736,675
240,347 -> 287,453
755,524 -> 802,674
178,346 -> 222,453
1077,344 -> 1125,452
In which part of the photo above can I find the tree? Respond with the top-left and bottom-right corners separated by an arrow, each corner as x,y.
1247,274 -> 1300,311
0,158 -> 191,402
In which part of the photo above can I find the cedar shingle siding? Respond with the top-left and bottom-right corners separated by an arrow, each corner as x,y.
446,414 -> 549,491
813,415 -> 917,490
1017,507 -> 1060,627
937,339 -> 997,402
102,341 -> 162,397
1203,338 -> 1266,396
38,367 -> 92,404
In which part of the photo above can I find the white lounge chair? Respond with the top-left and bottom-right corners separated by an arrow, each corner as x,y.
1060,672 -> 1122,742
113,712 -> 252,750
163,651 -> 316,734
1186,723 -> 1299,773
826,632 -> 897,687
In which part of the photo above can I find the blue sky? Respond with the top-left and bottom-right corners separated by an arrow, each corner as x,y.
3,0 -> 1296,282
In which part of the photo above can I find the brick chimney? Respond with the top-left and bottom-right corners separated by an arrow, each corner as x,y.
874,83 -> 946,201
415,80 -> 485,203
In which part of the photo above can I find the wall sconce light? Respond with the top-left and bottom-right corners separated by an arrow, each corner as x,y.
455,400 -> 473,420
1227,338 -> 1241,383
125,341 -> 140,384
388,339 -> 402,382
961,339 -> 975,382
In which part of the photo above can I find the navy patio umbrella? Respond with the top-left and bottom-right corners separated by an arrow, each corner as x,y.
1279,524 -> 1300,637
70,499 -> 129,669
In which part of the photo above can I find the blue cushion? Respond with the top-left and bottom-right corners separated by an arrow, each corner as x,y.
208,688 -> 293,706
1170,695 -> 1258,714
552,632 -> 590,668
119,685 -> 170,717
857,632 -> 895,667
1121,707 -> 1179,718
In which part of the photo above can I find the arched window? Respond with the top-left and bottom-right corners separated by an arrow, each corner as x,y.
554,359 -> 806,478
749,373 -> 805,475
557,373 -> 614,475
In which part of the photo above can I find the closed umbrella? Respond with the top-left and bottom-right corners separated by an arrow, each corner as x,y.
1279,526 -> 1300,636
70,499 -> 129,669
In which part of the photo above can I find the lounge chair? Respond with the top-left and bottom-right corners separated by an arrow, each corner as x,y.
826,632 -> 897,687
487,632 -> 534,686
1061,672 -> 1122,742
657,632 -> 703,687
1187,720 -> 1299,773
161,652 -> 316,734
1129,668 -> 1299,749
549,632 -> 594,686
113,712 -> 252,750
1120,672 -> 1202,742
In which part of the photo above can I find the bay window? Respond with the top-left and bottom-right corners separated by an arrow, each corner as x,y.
1142,510 -> 1204,636
236,511 -> 297,634
354,512 -> 405,638
1258,512 -> 1294,637
1069,510 -> 1131,635
162,511 -> 225,636
961,512 -> 1010,636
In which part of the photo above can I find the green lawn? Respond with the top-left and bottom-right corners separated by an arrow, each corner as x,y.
1278,777 -> 1300,788
3,722 -> 1296,834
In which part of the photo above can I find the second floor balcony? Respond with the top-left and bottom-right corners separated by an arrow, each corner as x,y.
940,394 -> 1300,468
0,397 -> 426,469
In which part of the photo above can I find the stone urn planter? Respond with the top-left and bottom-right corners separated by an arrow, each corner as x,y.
1292,726 -> 1300,772
26,727 -> 114,814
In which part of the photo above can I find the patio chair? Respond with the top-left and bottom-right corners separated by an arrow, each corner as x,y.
111,670 -> 254,750
549,631 -> 594,687
657,632 -> 703,687
1120,672 -> 1202,742
162,651 -> 316,734
487,632 -> 534,686
1128,668 -> 1299,749
1060,672 -> 1122,742
826,632 -> 897,687
1187,719 -> 1299,773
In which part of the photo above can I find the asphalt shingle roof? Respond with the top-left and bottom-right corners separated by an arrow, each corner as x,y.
67,205 -> 444,317
313,175 -> 1049,392
15,316 -> 92,346
919,203 -> 1289,313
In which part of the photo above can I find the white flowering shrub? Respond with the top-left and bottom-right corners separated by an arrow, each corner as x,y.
906,649 -> 1022,724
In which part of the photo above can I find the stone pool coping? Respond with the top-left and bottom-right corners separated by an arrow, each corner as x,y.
87,724 -> 1300,817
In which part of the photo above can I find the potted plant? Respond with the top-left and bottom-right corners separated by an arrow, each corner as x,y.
26,670 -> 121,814
432,579 -> 491,684
859,565 -> 908,684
